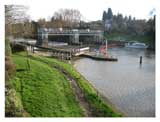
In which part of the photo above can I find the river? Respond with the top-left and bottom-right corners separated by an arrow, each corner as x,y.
74,47 -> 155,117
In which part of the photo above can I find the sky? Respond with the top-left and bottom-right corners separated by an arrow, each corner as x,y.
4,0 -> 156,21
24,0 -> 156,21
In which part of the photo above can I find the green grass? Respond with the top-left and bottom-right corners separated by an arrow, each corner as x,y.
9,52 -> 122,117
27,53 -> 122,117
10,53 -> 83,117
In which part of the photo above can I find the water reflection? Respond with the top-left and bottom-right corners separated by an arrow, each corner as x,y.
74,47 -> 155,117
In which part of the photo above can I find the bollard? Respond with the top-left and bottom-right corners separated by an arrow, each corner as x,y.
140,56 -> 142,65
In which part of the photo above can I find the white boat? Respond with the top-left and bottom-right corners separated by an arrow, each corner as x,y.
125,42 -> 148,49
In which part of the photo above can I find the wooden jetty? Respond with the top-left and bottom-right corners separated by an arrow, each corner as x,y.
16,42 -> 118,61
80,52 -> 118,61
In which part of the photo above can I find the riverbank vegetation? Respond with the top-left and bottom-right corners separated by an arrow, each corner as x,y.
30,53 -> 122,117
7,52 -> 84,117
6,51 -> 122,117
104,32 -> 153,44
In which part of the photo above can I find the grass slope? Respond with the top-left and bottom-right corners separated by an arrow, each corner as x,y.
10,53 -> 83,117
29,53 -> 122,117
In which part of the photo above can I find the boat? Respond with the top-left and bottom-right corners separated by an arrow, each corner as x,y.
125,42 -> 148,49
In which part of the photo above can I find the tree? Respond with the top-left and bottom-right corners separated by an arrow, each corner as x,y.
37,18 -> 46,27
102,8 -> 113,21
102,11 -> 107,21
23,21 -> 38,38
5,5 -> 29,37
5,5 -> 29,25
128,16 -> 132,22
53,8 -> 82,28
106,8 -> 113,20
146,16 -> 155,48
54,9 -> 82,23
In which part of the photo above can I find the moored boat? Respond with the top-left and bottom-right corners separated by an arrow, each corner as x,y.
125,42 -> 148,49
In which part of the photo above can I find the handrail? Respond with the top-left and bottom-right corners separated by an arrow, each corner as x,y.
38,28 -> 103,34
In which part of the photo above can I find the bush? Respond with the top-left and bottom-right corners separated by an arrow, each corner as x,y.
5,56 -> 16,81
5,38 -> 12,56
5,88 -> 29,117
5,56 -> 29,117
11,43 -> 26,53
5,38 -> 28,117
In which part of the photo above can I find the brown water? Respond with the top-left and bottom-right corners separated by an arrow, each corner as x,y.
74,47 -> 155,117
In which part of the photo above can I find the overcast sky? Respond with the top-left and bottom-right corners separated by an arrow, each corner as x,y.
7,0 -> 156,21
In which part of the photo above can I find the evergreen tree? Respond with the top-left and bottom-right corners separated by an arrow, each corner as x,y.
106,8 -> 113,20
102,11 -> 107,21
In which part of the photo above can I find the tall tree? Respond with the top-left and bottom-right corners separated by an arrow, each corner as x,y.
106,8 -> 113,20
102,11 -> 107,21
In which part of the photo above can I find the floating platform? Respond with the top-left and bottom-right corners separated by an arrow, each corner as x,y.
80,52 -> 118,61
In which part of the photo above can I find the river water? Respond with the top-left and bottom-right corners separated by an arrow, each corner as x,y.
74,47 -> 155,117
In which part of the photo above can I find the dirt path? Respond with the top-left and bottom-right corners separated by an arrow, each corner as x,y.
54,66 -> 92,117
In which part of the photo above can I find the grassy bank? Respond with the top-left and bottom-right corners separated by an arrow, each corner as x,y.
7,52 -> 122,117
8,52 -> 83,117
29,53 -> 122,117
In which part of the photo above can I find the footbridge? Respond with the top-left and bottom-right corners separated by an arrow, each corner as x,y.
37,28 -> 104,46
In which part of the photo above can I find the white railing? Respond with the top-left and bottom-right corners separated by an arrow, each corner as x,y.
38,28 -> 103,35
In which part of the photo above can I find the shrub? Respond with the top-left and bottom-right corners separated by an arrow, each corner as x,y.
11,43 -> 26,53
5,88 -> 29,117
5,56 -> 16,81
5,38 -> 12,56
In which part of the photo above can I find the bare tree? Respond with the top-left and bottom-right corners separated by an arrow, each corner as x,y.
37,18 -> 46,27
5,5 -> 29,25
53,8 -> 82,28
5,5 -> 30,37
